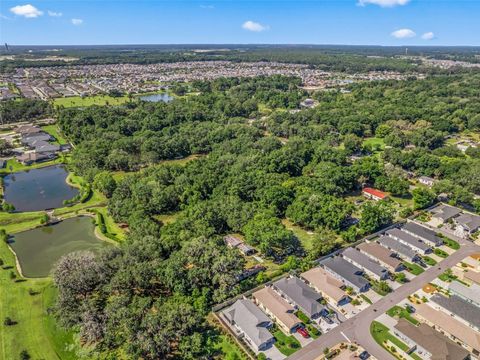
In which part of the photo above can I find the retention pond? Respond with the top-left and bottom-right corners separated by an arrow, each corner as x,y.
3,165 -> 79,212
9,216 -> 108,277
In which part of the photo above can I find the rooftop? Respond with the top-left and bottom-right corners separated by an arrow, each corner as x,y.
431,204 -> 462,221
448,281 -> 480,305
402,222 -> 443,245
464,269 -> 480,285
300,267 -> 347,303
362,187 -> 387,199
455,213 -> 480,231
321,256 -> 369,291
223,299 -> 273,349
342,247 -> 388,278
430,293 -> 480,330
377,235 -> 418,260
357,241 -> 402,270
253,287 -> 302,331
394,318 -> 470,360
415,303 -> 480,352
273,277 -> 324,318
386,228 -> 431,252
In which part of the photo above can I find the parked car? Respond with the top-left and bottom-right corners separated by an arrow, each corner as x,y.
323,316 -> 333,324
296,327 -> 310,338
359,350 -> 370,359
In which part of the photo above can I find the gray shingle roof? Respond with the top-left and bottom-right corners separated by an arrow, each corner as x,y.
431,204 -> 462,221
342,247 -> 388,278
223,299 -> 273,348
402,222 -> 443,246
448,281 -> 480,306
377,235 -> 418,260
431,294 -> 480,330
386,228 -> 431,252
321,256 -> 369,291
455,213 -> 480,232
273,277 -> 324,318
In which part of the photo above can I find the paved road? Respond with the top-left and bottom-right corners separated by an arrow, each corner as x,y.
287,242 -> 480,360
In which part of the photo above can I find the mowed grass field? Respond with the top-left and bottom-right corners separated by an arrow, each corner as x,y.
53,94 -> 132,108
41,125 -> 69,145
0,239 -> 78,360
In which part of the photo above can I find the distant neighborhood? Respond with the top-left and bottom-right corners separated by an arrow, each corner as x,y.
0,61 -> 418,101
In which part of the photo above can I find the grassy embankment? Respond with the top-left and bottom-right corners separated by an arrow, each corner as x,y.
0,169 -> 125,359
0,235 -> 79,360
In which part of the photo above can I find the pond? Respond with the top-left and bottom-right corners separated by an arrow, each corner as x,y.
138,93 -> 173,103
3,165 -> 79,212
9,216 -> 108,278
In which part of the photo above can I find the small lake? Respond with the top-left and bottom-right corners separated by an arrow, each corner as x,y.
138,93 -> 173,103
3,165 -> 79,212
10,216 -> 108,278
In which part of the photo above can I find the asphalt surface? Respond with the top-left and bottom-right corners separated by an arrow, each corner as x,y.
286,241 -> 480,360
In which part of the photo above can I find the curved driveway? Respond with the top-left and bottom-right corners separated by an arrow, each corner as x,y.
287,241 -> 480,360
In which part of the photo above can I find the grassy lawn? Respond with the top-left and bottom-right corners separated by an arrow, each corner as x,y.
390,195 -> 414,208
159,154 -> 204,166
422,256 -> 437,266
403,262 -> 424,275
53,94 -> 132,108
272,328 -> 301,356
386,306 -> 419,325
154,212 -> 180,225
306,324 -> 321,339
282,219 -> 315,251
370,321 -> 409,352
0,157 -> 66,174
0,239 -> 79,360
0,211 -> 46,233
439,271 -> 456,282
442,237 -> 460,250
360,294 -> 373,304
363,137 -> 385,151
434,248 -> 448,258
295,310 -> 311,324
212,335 -> 247,360
93,207 -> 126,241
41,125 -> 69,145
53,187 -> 106,217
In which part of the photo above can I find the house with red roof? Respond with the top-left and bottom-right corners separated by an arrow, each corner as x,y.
362,187 -> 388,201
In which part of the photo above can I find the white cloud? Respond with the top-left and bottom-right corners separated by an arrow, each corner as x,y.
391,28 -> 416,39
242,20 -> 269,32
48,10 -> 62,17
71,18 -> 83,25
421,31 -> 435,40
358,0 -> 410,7
10,4 -> 43,18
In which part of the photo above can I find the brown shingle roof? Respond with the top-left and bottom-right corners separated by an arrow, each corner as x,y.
253,287 -> 301,331
394,318 -> 469,360
301,267 -> 346,303
415,303 -> 480,353
357,242 -> 402,270
464,270 -> 480,285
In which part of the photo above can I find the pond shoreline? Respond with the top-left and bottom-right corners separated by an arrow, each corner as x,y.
2,164 -> 79,212
8,215 -> 111,279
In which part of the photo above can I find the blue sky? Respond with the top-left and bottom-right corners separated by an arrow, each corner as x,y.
1,0 -> 479,46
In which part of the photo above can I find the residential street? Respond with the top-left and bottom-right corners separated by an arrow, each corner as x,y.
286,242 -> 480,360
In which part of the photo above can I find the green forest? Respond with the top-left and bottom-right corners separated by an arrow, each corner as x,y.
36,72 -> 480,359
